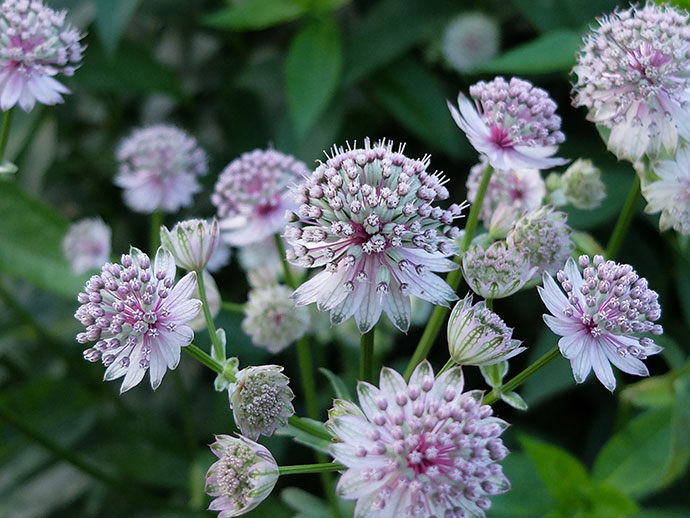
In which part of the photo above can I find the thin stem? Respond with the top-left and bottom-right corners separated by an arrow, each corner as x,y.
483,345 -> 561,405
274,233 -> 296,288
605,175 -> 641,260
279,463 -> 345,476
149,210 -> 163,254
404,164 -> 495,380
288,416 -> 333,441
0,108 -> 14,162
360,328 -> 375,383
297,336 -> 319,420
221,301 -> 245,313
197,273 -> 225,362
183,343 -> 223,374
437,358 -> 456,377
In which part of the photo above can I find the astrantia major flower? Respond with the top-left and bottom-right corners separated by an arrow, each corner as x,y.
462,240 -> 536,299
327,361 -> 511,518
0,0 -> 84,112
62,217 -> 111,275
448,294 -> 525,366
242,284 -> 310,353
560,159 -> 606,210
160,218 -> 220,272
642,145 -> 690,235
539,255 -> 663,391
441,12 -> 500,74
228,365 -> 295,440
76,247 -> 201,393
205,434 -> 279,517
115,125 -> 208,214
287,138 -> 468,333
448,76 -> 567,170
212,149 -> 310,247
572,3 -> 690,161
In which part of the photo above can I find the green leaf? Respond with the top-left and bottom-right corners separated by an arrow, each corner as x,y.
620,374 -> 675,409
501,391 -> 528,411
592,407 -> 674,498
586,483 -> 638,518
0,181 -> 88,298
519,435 -> 590,505
511,0 -> 618,33
285,17 -> 343,138
95,0 -> 142,55
661,372 -> 690,487
275,418 -> 331,455
319,368 -> 352,401
373,58 -> 472,160
476,30 -> 581,74
203,0 -> 307,31
490,452 -> 554,517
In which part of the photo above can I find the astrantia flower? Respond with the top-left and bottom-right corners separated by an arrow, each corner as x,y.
62,217 -> 111,275
642,146 -> 690,235
572,3 -> 690,161
507,206 -> 574,276
560,159 -> 606,210
212,149 -> 310,247
539,255 -> 663,391
467,157 -> 545,225
0,0 -> 84,112
448,76 -> 567,170
242,284 -> 310,353
205,434 -> 279,517
160,218 -> 220,272
448,294 -> 525,366
441,12 -> 500,74
76,247 -> 201,393
287,138 -> 467,333
463,241 -> 536,299
228,365 -> 295,440
115,125 -> 208,214
327,361 -> 511,518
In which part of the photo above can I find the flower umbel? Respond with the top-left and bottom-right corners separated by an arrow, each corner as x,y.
160,218 -> 220,272
228,365 -> 295,440
205,434 -> 279,517
448,294 -> 525,366
287,138 -> 467,333
539,255 -> 663,391
572,3 -> 690,161
448,76 -> 567,170
327,361 -> 511,518
642,145 -> 690,235
0,0 -> 84,111
212,149 -> 309,247
462,241 -> 536,299
76,247 -> 201,393
115,125 -> 208,214
62,217 -> 111,275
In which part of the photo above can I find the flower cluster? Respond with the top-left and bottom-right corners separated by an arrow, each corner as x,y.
62,217 -> 111,275
0,0 -> 84,112
441,12 -> 500,74
559,159 -> 606,210
76,247 -> 201,393
212,149 -> 309,247
327,361 -> 511,518
572,3 -> 690,161
540,255 -> 663,391
115,125 -> 208,214
449,76 -> 567,170
463,240 -> 536,299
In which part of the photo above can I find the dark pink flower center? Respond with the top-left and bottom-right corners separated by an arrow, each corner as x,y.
489,125 -> 513,149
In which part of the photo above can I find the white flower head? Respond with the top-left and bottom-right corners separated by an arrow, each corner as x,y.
643,146 -> 690,235
62,217 -> 111,275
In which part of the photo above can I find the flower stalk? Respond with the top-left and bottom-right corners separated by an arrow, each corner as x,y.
360,328 -> 375,383
0,108 -> 14,162
605,175 -> 641,260
197,272 -> 226,362
278,463 -> 345,476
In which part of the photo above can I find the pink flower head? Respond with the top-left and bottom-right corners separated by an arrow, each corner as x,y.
115,125 -> 208,214
287,138 -> 468,333
76,246 -> 202,393
448,76 -> 567,171
572,3 -> 690,161
212,149 -> 310,247
0,0 -> 84,112
205,434 -> 279,518
643,145 -> 690,235
62,217 -> 111,275
539,255 -> 663,391
327,361 -> 511,518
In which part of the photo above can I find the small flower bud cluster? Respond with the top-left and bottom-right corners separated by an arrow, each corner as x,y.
462,240 -> 536,299
560,159 -> 606,210
441,12 -> 500,74
160,218 -> 220,272
62,217 -> 111,275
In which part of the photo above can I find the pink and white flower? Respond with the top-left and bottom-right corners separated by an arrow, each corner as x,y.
62,217 -> 111,275
327,361 -> 511,518
539,255 -> 663,391
76,247 -> 202,393
642,145 -> 690,235
0,0 -> 84,112
448,76 -> 567,171
286,138 -> 468,333
160,218 -> 220,272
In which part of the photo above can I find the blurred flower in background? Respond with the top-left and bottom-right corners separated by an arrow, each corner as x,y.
441,12 -> 500,74
62,217 -> 111,275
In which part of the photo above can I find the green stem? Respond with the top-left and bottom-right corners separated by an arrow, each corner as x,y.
288,416 -> 333,441
437,358 -> 456,377
197,273 -> 225,362
274,234 -> 296,288
360,328 -> 375,383
483,345 -> 561,405
221,301 -> 245,313
485,298 -> 493,311
296,336 -> 319,420
404,164 -> 494,381
604,175 -> 641,260
183,343 -> 223,374
0,108 -> 14,162
150,210 -> 163,254
279,463 -> 345,476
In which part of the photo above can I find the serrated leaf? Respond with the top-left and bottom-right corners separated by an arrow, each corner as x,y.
319,368 -> 352,401
203,0 -> 307,31
95,0 -> 142,55
285,18 -> 343,138
501,390 -> 528,411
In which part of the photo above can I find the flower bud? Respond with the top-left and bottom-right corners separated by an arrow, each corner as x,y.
561,159 -> 606,210
462,241 -> 536,299
160,218 -> 220,272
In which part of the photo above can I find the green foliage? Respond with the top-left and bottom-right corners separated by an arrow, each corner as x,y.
319,367 -> 353,400
95,0 -> 142,55
204,0 -> 308,31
